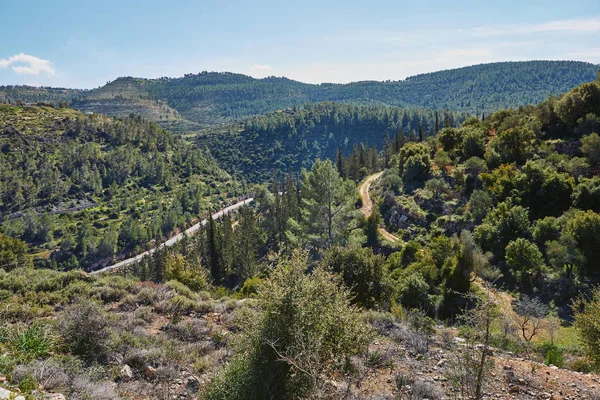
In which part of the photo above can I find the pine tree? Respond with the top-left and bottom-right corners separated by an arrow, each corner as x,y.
220,214 -> 234,280
364,207 -> 381,247
235,206 -> 259,281
335,146 -> 345,178
206,213 -> 222,284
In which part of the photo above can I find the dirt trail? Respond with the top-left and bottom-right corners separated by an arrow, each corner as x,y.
359,172 -> 400,243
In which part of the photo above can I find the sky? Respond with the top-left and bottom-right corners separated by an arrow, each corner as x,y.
1,0 -> 599,88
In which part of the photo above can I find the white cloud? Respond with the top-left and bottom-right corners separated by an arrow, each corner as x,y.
248,64 -> 273,78
471,17 -> 600,37
0,53 -> 56,76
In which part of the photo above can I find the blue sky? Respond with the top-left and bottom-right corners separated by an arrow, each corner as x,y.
1,0 -> 599,88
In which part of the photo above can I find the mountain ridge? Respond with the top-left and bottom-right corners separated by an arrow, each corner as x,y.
1,60 -> 597,132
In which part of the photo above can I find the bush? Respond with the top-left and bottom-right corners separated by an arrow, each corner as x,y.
543,343 -> 565,368
57,299 -> 110,363
573,287 -> 600,368
321,246 -> 392,309
206,251 -> 371,400
239,276 -> 264,297
395,272 -> 431,311
165,279 -> 196,300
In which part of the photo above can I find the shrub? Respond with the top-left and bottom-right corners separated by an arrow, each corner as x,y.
239,276 -> 264,297
543,343 -> 565,368
322,246 -> 392,309
206,250 -> 371,400
57,299 -> 110,363
573,287 -> 600,368
165,280 -> 196,300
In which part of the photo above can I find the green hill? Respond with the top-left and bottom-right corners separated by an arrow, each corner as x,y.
0,105 -> 240,270
197,102 -> 470,182
2,61 -> 597,132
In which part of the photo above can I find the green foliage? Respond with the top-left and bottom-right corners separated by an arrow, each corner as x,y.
395,271 -> 431,311
542,343 -> 565,367
573,288 -> 600,368
581,132 -> 600,166
322,246 -> 391,309
492,127 -> 536,164
301,159 -> 354,247
505,239 -> 545,288
567,210 -> 600,275
206,251 -> 371,399
474,200 -> 530,259
364,206 -> 381,247
573,177 -> 600,213
468,190 -> 492,222
0,106 -> 238,269
0,233 -> 32,271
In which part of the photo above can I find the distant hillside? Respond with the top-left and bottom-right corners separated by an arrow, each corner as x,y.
2,61 -> 598,132
197,102 -> 470,182
0,105 -> 240,269
0,85 -> 82,104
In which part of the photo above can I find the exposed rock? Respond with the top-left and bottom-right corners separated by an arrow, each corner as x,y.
48,394 -> 67,400
509,385 -> 521,393
0,387 -> 25,400
145,365 -> 156,379
120,364 -> 134,380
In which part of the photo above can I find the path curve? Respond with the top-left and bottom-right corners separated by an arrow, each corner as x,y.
90,197 -> 254,275
359,172 -> 400,243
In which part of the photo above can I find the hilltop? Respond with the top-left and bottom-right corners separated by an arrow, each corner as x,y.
2,61 -> 598,132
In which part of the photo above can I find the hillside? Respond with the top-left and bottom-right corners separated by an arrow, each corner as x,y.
196,102 -> 470,182
2,61 -> 598,132
1,77 -> 600,399
0,105 -> 241,270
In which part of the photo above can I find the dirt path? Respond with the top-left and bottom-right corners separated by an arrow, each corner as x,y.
359,172 -> 400,243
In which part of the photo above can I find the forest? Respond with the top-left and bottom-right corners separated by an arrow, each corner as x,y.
0,105 -> 241,270
0,69 -> 599,399
2,61 -> 597,131
196,102 -> 470,182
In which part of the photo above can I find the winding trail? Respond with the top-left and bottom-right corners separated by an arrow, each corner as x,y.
359,172 -> 400,243
90,197 -> 254,275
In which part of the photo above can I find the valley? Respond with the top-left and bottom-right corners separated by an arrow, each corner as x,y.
1,59 -> 600,400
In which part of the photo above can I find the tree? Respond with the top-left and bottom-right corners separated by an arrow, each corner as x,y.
322,246 -> 391,309
0,233 -> 32,271
207,251 -> 371,399
364,206 -> 381,247
492,127 -> 536,164
462,126 -> 487,159
581,132 -> 600,166
438,127 -> 461,152
206,213 -> 223,284
514,295 -> 548,342
433,150 -> 452,173
505,238 -> 545,288
396,271 -> 431,311
301,159 -> 354,247
468,190 -> 492,222
474,201 -> 530,259
235,205 -> 260,281
573,287 -> 600,368
425,178 -> 450,199
567,210 -> 600,275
